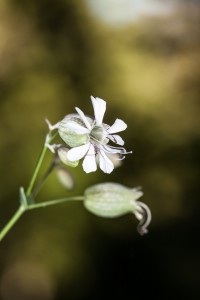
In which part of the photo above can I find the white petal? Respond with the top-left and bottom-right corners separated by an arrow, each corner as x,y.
91,96 -> 106,126
82,145 -> 97,173
108,134 -> 124,146
99,150 -> 114,174
75,107 -> 92,130
64,120 -> 90,134
67,143 -> 90,161
107,119 -> 127,134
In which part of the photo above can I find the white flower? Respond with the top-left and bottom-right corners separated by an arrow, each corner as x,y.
58,96 -> 131,173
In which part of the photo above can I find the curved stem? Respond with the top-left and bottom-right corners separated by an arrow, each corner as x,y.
28,196 -> 84,210
0,205 -> 25,242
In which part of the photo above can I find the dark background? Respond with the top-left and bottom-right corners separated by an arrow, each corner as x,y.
0,1 -> 200,299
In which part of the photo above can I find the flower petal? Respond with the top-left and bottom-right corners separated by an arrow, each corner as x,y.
75,107 -> 92,130
99,150 -> 114,174
67,143 -> 90,161
108,134 -> 124,146
63,120 -> 90,134
59,114 -> 90,134
82,145 -> 97,173
107,119 -> 127,134
91,96 -> 106,126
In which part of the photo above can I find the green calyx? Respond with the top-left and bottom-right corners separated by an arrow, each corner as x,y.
84,182 -> 143,218
58,114 -> 91,147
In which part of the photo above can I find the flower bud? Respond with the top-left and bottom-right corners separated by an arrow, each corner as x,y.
58,114 -> 92,147
84,182 -> 141,217
57,147 -> 79,167
56,167 -> 75,190
84,182 -> 151,235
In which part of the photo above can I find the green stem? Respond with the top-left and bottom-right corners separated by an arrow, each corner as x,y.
26,132 -> 58,199
26,144 -> 47,198
28,197 -> 84,210
32,157 -> 58,198
0,132 -> 65,242
0,196 -> 84,242
0,205 -> 25,242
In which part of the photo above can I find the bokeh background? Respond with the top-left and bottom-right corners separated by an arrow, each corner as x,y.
0,0 -> 200,299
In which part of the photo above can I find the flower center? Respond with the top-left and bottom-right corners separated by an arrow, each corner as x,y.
90,126 -> 106,143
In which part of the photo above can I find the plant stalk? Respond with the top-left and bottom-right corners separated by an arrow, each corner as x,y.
28,196 -> 84,210
26,145 -> 47,198
0,205 -> 25,242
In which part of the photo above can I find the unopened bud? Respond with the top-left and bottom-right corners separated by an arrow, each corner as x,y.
57,147 -> 79,168
56,167 -> 75,190
84,182 -> 151,235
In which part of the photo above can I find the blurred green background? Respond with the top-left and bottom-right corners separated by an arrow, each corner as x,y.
0,0 -> 200,299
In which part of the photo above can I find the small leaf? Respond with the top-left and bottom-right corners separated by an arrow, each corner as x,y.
19,187 -> 28,208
